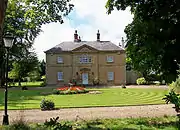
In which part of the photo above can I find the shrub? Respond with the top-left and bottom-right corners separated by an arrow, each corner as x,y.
52,89 -> 60,95
22,86 -> 28,90
136,77 -> 146,85
169,76 -> 180,93
163,90 -> 180,112
44,117 -> 59,127
40,99 -> 55,111
40,81 -> 46,87
9,118 -> 30,130
154,81 -> 161,86
44,117 -> 72,130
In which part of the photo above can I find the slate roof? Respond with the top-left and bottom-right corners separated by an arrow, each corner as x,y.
44,41 -> 124,53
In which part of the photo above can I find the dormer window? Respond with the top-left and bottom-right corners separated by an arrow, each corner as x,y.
107,56 -> 114,63
57,56 -> 63,63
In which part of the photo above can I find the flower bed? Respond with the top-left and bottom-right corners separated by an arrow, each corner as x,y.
53,86 -> 89,95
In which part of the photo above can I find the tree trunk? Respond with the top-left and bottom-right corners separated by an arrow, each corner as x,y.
0,0 -> 8,87
18,78 -> 21,87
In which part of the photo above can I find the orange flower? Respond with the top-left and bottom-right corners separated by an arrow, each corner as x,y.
56,86 -> 85,91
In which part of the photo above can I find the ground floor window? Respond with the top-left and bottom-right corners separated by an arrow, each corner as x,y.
57,72 -> 63,81
107,72 -> 114,81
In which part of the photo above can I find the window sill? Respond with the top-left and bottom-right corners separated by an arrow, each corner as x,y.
106,61 -> 114,63
57,80 -> 64,82
107,80 -> 114,82
79,62 -> 92,64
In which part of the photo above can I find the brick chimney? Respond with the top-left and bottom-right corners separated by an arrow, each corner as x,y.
121,37 -> 125,48
97,30 -> 100,41
74,30 -> 78,42
78,36 -> 81,42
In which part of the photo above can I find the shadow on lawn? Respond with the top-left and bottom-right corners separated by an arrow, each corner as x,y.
0,89 -> 53,109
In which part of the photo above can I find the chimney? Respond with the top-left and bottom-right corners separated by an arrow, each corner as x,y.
121,37 -> 125,48
74,30 -> 78,42
97,30 -> 100,41
78,36 -> 81,42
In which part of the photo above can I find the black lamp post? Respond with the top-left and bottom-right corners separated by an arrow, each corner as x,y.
2,36 -> 14,125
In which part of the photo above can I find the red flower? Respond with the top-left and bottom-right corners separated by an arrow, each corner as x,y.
56,86 -> 85,91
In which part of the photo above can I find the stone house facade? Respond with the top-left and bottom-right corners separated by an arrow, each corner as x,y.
44,30 -> 126,86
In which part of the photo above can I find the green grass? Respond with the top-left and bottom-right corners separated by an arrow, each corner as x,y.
0,88 -> 168,110
72,116 -> 178,130
1,116 -> 178,130
13,81 -> 43,87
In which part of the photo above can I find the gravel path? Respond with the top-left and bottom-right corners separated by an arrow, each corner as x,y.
0,104 -> 176,123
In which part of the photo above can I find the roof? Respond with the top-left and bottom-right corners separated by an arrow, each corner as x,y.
44,41 -> 124,53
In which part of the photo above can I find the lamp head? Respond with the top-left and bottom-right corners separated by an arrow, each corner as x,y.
3,35 -> 14,48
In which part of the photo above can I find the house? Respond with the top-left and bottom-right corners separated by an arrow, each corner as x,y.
44,30 -> 126,86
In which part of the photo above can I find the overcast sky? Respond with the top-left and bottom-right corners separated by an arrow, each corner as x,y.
33,0 -> 133,60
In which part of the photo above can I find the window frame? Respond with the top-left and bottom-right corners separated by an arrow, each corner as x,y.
106,56 -> 114,63
79,54 -> 92,64
107,72 -> 114,81
57,72 -> 63,81
57,56 -> 63,63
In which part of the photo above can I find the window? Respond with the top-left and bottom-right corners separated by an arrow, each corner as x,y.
107,56 -> 114,63
57,56 -> 63,63
57,72 -> 63,81
79,54 -> 92,63
108,72 -> 114,81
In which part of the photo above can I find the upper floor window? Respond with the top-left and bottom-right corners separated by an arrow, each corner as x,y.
79,54 -> 92,63
57,56 -> 63,63
107,56 -> 114,63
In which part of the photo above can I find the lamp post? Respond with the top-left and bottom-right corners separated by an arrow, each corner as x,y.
2,35 -> 14,125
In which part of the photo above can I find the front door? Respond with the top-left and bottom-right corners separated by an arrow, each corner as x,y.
82,73 -> 88,85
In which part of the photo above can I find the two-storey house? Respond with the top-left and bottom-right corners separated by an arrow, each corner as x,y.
44,30 -> 126,86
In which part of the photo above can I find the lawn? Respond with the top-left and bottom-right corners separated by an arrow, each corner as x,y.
0,88 -> 168,110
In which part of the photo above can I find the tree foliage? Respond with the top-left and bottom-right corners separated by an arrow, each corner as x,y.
28,70 -> 41,82
106,0 -> 180,83
39,60 -> 46,76
9,52 -> 39,86
4,0 -> 73,57
0,0 -> 74,86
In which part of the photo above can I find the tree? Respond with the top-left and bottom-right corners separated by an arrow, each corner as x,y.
126,57 -> 132,71
0,0 -> 74,87
39,60 -> 46,76
28,70 -> 41,82
9,51 -> 39,86
106,0 -> 180,83
0,0 -> 8,87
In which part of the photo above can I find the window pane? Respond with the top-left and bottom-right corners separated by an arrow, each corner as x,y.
79,55 -> 92,63
57,72 -> 63,80
108,72 -> 114,80
107,56 -> 113,62
57,57 -> 63,63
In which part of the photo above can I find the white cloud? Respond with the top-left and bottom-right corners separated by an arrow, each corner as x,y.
33,0 -> 134,60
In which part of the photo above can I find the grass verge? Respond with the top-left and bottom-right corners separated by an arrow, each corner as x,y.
0,116 -> 178,130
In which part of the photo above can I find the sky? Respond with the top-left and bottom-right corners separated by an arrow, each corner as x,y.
33,0 -> 134,61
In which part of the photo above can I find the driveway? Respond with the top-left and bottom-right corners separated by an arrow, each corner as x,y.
0,104 -> 176,123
